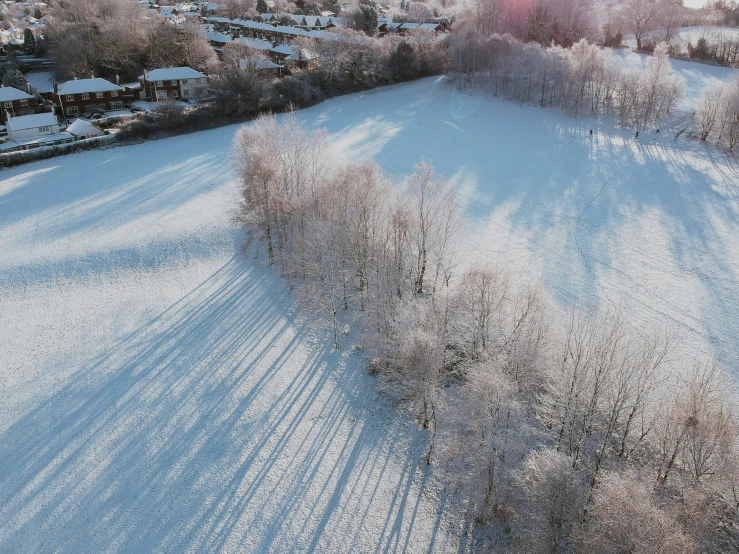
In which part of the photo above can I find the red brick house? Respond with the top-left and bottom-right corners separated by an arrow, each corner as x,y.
0,86 -> 37,120
139,68 -> 209,102
56,78 -> 125,118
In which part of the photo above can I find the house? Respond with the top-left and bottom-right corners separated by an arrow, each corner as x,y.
139,67 -> 209,101
5,111 -> 59,141
0,86 -> 37,119
66,118 -> 105,140
57,78 -> 125,117
206,31 -> 232,47
238,57 -> 281,76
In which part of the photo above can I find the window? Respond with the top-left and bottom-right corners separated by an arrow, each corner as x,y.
65,95 -> 74,101
3,101 -> 11,108
39,126 -> 51,133
181,79 -> 189,85
110,101 -> 123,110
156,90 -> 168,100
96,92 -> 104,98
65,106 -> 79,115
171,80 -> 177,86
81,93 -> 89,100
111,91 -> 118,97
182,89 -> 190,97
156,81 -> 163,87
20,99 -> 28,106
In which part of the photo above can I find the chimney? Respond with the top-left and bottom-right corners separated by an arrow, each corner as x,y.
115,74 -> 120,86
53,80 -> 58,94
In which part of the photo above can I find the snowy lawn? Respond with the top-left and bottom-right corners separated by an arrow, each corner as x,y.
3,66 -> 739,551
23,71 -> 55,94
0,129 -> 461,552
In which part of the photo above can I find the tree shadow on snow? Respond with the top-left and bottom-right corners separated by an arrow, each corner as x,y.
0,256 -> 450,553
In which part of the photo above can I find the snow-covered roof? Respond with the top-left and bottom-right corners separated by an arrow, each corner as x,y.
233,37 -> 273,50
7,112 -> 56,132
270,43 -> 294,56
58,78 -> 123,95
206,31 -> 232,43
66,118 -> 103,136
238,57 -> 280,70
0,86 -> 32,101
142,67 -> 207,81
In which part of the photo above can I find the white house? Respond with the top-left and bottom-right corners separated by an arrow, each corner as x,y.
6,112 -> 59,141
66,118 -> 105,140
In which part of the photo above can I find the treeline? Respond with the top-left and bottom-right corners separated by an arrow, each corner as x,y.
233,114 -> 739,553
458,0 -> 687,51
686,28 -> 739,67
697,77 -> 739,151
117,31 -> 447,140
449,34 -> 684,129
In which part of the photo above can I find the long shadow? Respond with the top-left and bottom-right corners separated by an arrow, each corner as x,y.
0,254 -> 452,552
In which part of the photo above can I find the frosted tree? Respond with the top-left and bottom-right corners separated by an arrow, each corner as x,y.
516,448 -> 585,554
2,69 -> 27,92
406,161 -> 461,296
582,471 -> 695,554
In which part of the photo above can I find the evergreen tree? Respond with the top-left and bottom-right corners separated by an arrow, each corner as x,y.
257,0 -> 269,13
24,28 -> 36,53
3,68 -> 27,92
357,0 -> 378,35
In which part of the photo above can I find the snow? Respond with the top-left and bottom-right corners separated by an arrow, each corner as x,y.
0,86 -> 33,101
23,71 -> 54,94
4,62 -> 739,550
0,119 -> 460,551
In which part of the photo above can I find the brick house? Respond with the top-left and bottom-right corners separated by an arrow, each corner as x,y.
138,68 -> 209,102
57,78 -> 125,118
0,86 -> 37,120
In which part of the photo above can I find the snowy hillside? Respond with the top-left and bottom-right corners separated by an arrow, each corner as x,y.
2,64 -> 739,550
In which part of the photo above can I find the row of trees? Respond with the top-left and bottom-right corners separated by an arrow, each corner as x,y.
461,0 -> 687,50
232,114 -> 739,552
696,77 -> 739,150
449,32 -> 684,129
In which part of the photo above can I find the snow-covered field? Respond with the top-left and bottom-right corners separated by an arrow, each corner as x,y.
24,70 -> 55,94
0,125 -> 461,552
3,61 -> 739,550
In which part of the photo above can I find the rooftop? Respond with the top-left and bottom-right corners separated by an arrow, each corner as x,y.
58,78 -> 123,95
142,67 -> 207,81
6,112 -> 57,132
0,86 -> 33,102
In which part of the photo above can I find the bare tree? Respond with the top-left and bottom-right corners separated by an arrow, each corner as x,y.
582,471 -> 696,554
